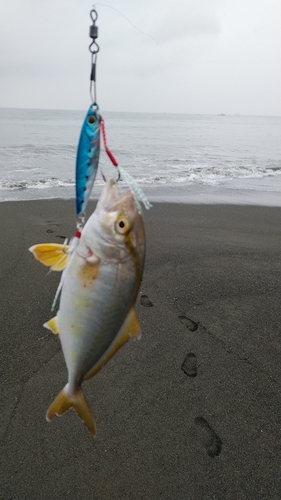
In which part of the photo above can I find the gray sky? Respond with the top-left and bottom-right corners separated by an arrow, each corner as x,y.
0,0 -> 280,115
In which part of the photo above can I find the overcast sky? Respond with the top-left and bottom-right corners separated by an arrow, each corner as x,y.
0,0 -> 280,115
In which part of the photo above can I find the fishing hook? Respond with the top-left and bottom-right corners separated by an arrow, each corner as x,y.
100,167 -> 107,183
115,169 -> 121,183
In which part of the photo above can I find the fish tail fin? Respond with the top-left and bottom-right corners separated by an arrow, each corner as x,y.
46,385 -> 97,436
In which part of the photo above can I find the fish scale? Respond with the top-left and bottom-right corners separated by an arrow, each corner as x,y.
60,259 -> 136,378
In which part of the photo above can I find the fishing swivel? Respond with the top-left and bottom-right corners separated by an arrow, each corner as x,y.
89,9 -> 99,103
89,9 -> 99,56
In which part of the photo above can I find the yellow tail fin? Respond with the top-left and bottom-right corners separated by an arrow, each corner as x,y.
46,385 -> 97,436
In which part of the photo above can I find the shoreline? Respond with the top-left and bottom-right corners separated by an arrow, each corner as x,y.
0,175 -> 281,207
1,199 -> 281,499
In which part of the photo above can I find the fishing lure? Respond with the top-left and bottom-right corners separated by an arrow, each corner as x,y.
75,9 -> 101,217
75,9 -> 120,217
75,103 -> 101,216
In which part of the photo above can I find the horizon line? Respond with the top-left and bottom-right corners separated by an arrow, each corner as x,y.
0,106 -> 280,118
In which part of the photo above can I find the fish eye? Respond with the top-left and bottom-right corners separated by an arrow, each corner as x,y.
88,115 -> 96,125
115,216 -> 131,235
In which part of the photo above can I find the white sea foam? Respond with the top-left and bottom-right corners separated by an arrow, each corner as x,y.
0,167 -> 280,192
0,178 -> 107,191
0,179 -> 73,190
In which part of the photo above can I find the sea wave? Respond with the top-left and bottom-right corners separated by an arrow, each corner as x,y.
0,166 -> 280,192
134,164 -> 281,185
0,178 -> 75,190
0,144 -> 76,160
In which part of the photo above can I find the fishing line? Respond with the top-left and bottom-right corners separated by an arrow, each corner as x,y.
88,8 -> 117,171
93,3 -> 158,45
89,53 -> 98,103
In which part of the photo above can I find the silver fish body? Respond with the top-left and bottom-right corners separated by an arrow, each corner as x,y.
59,181 -> 145,389
31,179 -> 145,435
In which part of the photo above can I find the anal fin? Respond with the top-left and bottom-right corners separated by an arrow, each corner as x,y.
44,316 -> 60,338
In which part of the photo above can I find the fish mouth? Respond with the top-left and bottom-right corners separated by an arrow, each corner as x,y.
98,178 -> 135,213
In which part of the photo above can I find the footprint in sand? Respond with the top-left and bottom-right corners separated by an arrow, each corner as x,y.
46,220 -> 60,226
140,295 -> 153,307
178,315 -> 198,331
181,353 -> 197,377
194,416 -> 222,457
46,229 -> 54,233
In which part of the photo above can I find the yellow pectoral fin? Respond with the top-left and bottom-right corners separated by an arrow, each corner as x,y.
84,308 -> 141,381
43,316 -> 60,338
29,243 -> 70,271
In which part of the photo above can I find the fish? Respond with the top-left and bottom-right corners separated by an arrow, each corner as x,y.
76,104 -> 101,216
29,178 -> 146,436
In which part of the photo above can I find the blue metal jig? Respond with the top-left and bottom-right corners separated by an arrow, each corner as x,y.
75,103 -> 101,216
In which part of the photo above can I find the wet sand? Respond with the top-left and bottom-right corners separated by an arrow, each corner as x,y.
0,199 -> 281,499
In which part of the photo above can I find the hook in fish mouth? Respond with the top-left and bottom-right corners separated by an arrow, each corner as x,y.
97,178 -> 136,214
101,168 -> 107,183
100,167 -> 120,184
115,169 -> 121,183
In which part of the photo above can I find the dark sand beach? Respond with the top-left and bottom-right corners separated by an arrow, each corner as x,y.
0,199 -> 281,499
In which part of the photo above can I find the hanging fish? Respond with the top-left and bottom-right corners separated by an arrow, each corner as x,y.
75,103 -> 101,216
29,178 -> 146,436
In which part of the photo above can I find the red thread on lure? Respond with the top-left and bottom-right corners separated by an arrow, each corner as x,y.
100,118 -> 118,167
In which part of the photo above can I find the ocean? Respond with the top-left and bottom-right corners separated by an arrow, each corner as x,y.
0,107 -> 280,206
